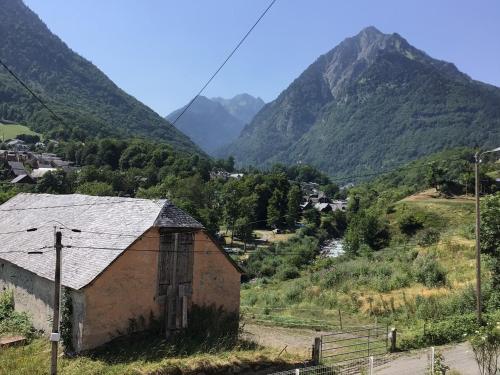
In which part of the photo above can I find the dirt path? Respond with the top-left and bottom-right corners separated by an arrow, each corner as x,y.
243,323 -> 327,355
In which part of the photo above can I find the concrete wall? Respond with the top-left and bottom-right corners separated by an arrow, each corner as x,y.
81,227 -> 161,350
192,231 -> 241,313
0,260 -> 85,350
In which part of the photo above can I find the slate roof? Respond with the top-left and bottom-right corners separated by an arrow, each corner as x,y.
7,161 -> 26,176
0,193 -> 202,290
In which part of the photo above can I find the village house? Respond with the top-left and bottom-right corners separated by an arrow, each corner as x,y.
0,193 -> 243,351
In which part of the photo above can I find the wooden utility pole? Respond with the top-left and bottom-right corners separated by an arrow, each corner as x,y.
50,230 -> 62,375
474,153 -> 482,324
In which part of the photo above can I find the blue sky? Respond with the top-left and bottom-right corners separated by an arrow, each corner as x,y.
25,0 -> 500,116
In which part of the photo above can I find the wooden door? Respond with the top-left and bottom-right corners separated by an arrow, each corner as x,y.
159,230 -> 194,334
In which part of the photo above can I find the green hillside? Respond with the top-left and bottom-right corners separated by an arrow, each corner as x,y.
0,123 -> 40,141
220,27 -> 500,179
0,0 -> 200,153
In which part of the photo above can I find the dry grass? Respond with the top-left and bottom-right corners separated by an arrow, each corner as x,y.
0,338 -> 301,375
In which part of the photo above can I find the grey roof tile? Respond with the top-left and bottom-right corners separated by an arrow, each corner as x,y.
0,193 -> 203,289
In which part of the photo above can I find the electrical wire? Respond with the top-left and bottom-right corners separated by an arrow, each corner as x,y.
171,0 -> 277,125
0,57 -> 65,125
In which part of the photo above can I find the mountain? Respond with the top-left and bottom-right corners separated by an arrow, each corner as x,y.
212,94 -> 265,125
0,0 -> 199,153
167,94 -> 264,154
220,26 -> 500,177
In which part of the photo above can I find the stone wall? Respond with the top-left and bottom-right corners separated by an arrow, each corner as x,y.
0,260 -> 85,350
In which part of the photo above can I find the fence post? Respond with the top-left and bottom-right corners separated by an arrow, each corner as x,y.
367,328 -> 371,357
369,355 -> 374,375
390,328 -> 397,353
313,337 -> 321,365
338,309 -> 343,330
430,346 -> 435,374
295,369 -> 300,375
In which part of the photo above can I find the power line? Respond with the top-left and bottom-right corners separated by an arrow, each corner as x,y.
0,57 -> 65,125
171,0 -> 277,125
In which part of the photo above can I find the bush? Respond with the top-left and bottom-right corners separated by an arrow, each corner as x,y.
277,265 -> 300,281
0,290 -> 35,339
414,255 -> 447,287
469,322 -> 500,375
416,228 -> 440,247
400,314 -> 479,350
398,212 -> 424,236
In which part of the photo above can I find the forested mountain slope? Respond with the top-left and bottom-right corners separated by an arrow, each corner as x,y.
0,0 -> 199,152
167,94 -> 264,154
220,26 -> 500,177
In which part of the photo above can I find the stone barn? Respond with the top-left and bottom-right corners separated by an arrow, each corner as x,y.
0,193 -> 243,351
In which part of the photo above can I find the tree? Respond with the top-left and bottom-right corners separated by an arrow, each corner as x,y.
267,190 -> 286,228
286,185 -> 302,227
234,217 -> 253,251
36,170 -> 72,194
76,181 -> 114,196
480,193 -> 500,291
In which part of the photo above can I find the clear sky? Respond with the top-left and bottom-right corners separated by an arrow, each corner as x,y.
24,0 -> 500,116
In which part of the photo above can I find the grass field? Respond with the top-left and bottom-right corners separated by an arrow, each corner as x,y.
0,123 -> 40,141
0,336 -> 301,375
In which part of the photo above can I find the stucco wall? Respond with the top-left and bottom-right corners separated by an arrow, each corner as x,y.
81,227 -> 161,350
192,231 -> 241,313
0,260 -> 85,350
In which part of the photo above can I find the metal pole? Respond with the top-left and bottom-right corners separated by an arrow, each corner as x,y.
474,153 -> 482,324
50,230 -> 62,375
369,355 -> 374,375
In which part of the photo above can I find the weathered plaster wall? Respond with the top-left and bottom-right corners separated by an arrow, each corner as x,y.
0,260 -> 85,350
82,227 -> 161,350
192,231 -> 241,313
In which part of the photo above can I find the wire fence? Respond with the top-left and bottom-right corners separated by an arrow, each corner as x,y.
267,355 -> 391,375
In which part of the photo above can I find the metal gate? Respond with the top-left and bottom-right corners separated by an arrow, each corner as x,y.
319,325 -> 389,364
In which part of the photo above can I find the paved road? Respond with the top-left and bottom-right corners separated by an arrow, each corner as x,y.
375,342 -> 480,375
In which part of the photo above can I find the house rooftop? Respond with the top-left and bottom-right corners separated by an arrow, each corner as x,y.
0,193 -> 203,290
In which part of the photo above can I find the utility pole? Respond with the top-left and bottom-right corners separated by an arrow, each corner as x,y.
474,153 -> 482,324
50,230 -> 62,375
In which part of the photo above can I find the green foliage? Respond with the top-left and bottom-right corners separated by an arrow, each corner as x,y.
400,314 -> 479,350
60,289 -> 74,353
416,228 -> 441,247
0,290 -> 35,339
414,255 -> 447,287
480,193 -> 500,290
75,181 -> 114,196
398,211 -> 424,236
469,322 -> 500,375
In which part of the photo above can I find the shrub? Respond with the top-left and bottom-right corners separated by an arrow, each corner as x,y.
414,255 -> 447,287
400,314 -> 479,350
398,211 -> 424,236
0,290 -> 35,339
469,322 -> 500,375
277,265 -> 300,281
416,228 -> 440,247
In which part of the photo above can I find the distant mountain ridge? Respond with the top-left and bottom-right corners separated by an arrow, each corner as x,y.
0,0 -> 200,153
220,26 -> 500,177
167,94 -> 264,154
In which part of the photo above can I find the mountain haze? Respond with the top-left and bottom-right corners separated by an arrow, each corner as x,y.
0,0 -> 199,152
167,94 -> 264,154
220,27 -> 500,177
